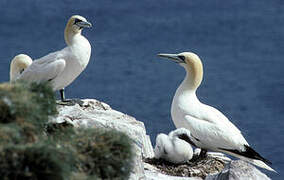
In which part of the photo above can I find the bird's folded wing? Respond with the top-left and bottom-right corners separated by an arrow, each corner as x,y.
184,109 -> 249,151
19,58 -> 66,83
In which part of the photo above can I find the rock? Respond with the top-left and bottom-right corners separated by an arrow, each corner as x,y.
205,160 -> 271,180
50,99 -> 154,179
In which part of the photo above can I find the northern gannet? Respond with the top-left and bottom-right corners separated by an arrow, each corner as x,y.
154,128 -> 193,164
158,52 -> 275,172
15,15 -> 92,104
10,54 -> 33,82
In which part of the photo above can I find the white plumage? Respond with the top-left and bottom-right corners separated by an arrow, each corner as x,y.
154,128 -> 193,164
158,52 -> 275,172
10,15 -> 92,101
10,54 -> 33,82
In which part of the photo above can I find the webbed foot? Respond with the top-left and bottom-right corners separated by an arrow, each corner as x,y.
56,98 -> 84,106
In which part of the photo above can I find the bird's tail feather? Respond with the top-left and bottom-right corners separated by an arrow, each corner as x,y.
250,159 -> 277,173
223,150 -> 277,172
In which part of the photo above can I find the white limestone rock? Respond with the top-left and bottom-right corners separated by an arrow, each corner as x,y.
205,160 -> 271,180
50,99 -> 154,179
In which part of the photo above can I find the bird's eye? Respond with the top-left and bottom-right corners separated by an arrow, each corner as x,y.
74,18 -> 83,24
178,55 -> 185,61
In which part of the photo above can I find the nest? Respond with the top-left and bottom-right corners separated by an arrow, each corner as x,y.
144,154 -> 226,179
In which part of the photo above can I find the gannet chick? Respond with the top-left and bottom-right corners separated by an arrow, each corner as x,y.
158,52 -> 276,172
154,128 -> 193,164
9,54 -> 33,82
17,15 -> 92,105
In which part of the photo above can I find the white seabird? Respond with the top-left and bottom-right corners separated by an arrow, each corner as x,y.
10,54 -> 33,82
14,15 -> 92,104
154,128 -> 193,164
158,52 -> 275,172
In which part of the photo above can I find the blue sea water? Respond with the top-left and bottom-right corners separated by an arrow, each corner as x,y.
0,0 -> 283,178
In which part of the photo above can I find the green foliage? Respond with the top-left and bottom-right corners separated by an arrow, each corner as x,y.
0,143 -> 73,180
50,128 -> 135,180
0,81 -> 134,180
0,124 -> 22,145
73,129 -> 134,180
28,81 -> 57,117
0,81 -> 72,180
0,81 -> 57,128
0,122 -> 41,145
45,122 -> 74,136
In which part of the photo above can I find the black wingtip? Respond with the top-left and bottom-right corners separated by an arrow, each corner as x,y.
220,145 -> 272,165
244,145 -> 272,165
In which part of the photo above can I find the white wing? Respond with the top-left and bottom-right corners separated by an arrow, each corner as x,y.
184,104 -> 248,151
19,49 -> 68,83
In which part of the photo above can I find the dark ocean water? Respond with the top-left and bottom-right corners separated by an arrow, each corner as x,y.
0,0 -> 283,178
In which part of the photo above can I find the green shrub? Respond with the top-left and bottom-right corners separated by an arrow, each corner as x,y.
0,81 -> 134,179
28,81 -> 57,117
0,122 -> 43,145
0,143 -> 74,180
0,81 -> 57,128
45,122 -> 74,136
0,124 -> 22,145
72,129 -> 134,180
0,81 -> 57,145
47,127 -> 134,179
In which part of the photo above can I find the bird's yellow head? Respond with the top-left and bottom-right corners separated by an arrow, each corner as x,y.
158,52 -> 201,69
66,15 -> 92,33
158,52 -> 204,89
64,15 -> 92,45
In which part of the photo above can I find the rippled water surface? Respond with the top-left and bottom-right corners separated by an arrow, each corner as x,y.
0,0 -> 283,178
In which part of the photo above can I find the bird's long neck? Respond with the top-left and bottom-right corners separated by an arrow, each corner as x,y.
64,25 -> 82,46
180,60 -> 203,93
10,56 -> 32,82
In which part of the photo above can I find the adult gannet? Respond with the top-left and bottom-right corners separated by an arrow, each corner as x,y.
154,128 -> 193,164
158,52 -> 275,172
16,15 -> 92,104
9,54 -> 33,82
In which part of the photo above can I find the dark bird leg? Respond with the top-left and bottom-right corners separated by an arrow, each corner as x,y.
60,88 -> 66,101
177,133 -> 207,160
199,149 -> 207,158
57,88 -> 84,106
190,148 -> 208,162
